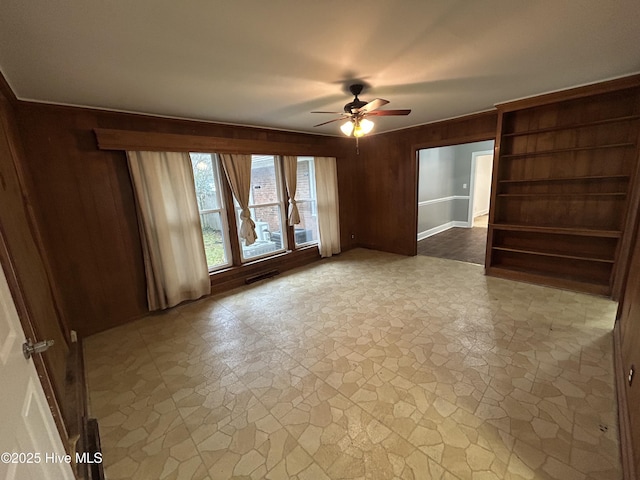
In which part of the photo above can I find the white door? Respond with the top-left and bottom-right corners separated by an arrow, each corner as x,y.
0,261 -> 74,480
471,153 -> 493,218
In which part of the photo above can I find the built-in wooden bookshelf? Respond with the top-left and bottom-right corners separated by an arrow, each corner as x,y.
486,81 -> 640,296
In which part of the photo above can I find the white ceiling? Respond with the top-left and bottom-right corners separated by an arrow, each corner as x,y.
1,1 -> 639,136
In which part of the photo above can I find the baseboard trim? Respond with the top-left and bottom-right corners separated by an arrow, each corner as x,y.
418,221 -> 469,241
614,319 -> 637,480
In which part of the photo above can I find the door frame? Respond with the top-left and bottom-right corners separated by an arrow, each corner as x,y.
467,149 -> 494,226
0,222 -> 69,449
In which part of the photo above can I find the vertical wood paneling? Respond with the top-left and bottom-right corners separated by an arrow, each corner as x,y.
15,107 -> 146,337
0,85 -> 70,442
617,202 -> 640,480
356,112 -> 498,256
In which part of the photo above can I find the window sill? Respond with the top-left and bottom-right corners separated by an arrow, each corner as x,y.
208,245 -> 321,294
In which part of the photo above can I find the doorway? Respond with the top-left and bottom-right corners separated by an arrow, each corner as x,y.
416,140 -> 494,265
469,150 -> 493,225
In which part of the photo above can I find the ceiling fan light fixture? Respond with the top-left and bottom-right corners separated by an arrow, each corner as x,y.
340,120 -> 354,136
356,118 -> 374,136
312,84 -> 409,136
342,118 -> 374,137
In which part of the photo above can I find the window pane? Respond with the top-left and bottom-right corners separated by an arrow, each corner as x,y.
190,152 -> 230,271
239,205 -> 285,260
295,157 -> 318,246
295,201 -> 318,246
250,155 -> 279,205
200,212 -> 228,268
191,153 -> 220,211
296,157 -> 315,201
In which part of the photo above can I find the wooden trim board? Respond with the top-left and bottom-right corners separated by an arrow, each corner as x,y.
94,128 -> 338,156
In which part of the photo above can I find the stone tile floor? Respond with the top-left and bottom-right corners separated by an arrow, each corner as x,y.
84,248 -> 621,479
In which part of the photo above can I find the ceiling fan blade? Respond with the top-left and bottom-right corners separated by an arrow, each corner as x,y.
357,98 -> 390,113
366,109 -> 412,116
311,111 -> 347,114
313,117 -> 348,127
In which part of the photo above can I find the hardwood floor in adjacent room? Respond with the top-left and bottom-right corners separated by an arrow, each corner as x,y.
417,215 -> 489,266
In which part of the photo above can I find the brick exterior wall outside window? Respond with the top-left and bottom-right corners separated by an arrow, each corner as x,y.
248,158 -> 318,243
295,160 -> 318,243
250,165 -> 281,234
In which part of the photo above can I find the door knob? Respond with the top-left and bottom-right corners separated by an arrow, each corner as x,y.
23,339 -> 54,359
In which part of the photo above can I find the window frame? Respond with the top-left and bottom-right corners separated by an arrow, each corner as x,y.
235,154 -> 289,263
293,157 -> 319,247
190,152 -> 233,272
190,152 -> 324,275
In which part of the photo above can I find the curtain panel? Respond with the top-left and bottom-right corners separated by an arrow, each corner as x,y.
219,153 -> 258,246
314,156 -> 341,258
283,155 -> 300,226
127,151 -> 211,311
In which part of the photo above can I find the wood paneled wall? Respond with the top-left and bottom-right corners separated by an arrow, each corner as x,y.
616,200 -> 640,479
0,78 -> 71,445
11,102 -> 353,336
355,112 -> 498,255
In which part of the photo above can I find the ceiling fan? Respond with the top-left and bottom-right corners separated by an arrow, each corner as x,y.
312,84 -> 411,137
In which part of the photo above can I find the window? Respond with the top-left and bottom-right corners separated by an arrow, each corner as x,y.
190,153 -> 231,270
294,157 -> 318,246
191,152 -> 319,271
237,155 -> 287,261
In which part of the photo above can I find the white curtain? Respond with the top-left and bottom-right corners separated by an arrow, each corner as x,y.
283,155 -> 300,226
219,154 -> 258,246
314,156 -> 341,258
127,151 -> 211,311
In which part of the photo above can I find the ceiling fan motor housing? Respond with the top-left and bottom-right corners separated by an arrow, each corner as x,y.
311,82 -> 409,129
345,84 -> 367,113
344,99 -> 367,113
